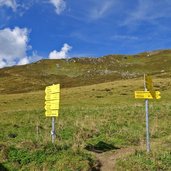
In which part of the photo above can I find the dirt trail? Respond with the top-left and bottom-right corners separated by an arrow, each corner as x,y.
94,147 -> 135,171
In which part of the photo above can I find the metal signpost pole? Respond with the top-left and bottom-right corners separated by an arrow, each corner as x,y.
144,74 -> 150,153
51,117 -> 56,143
145,99 -> 150,152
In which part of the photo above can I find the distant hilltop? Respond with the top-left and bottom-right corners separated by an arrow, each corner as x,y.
0,49 -> 171,94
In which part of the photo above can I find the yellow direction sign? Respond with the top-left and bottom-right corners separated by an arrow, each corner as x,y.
45,110 -> 59,117
155,91 -> 161,99
45,84 -> 60,117
45,84 -> 60,94
145,75 -> 153,89
145,75 -> 155,94
45,100 -> 60,110
135,91 -> 153,99
135,91 -> 161,99
45,93 -> 60,100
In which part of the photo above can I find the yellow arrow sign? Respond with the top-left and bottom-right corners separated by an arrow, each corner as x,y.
145,75 -> 156,98
45,100 -> 60,105
135,91 -> 153,99
135,91 -> 161,99
145,75 -> 153,90
45,93 -> 60,100
45,110 -> 59,117
155,91 -> 161,99
45,100 -> 60,110
45,84 -> 60,94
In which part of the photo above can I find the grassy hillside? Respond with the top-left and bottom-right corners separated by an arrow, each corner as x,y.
0,49 -> 171,94
0,50 -> 171,170
0,76 -> 171,170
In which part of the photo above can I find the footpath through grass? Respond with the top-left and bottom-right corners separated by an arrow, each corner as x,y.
0,78 -> 171,170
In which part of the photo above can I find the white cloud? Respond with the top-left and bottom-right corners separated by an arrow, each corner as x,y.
0,0 -> 17,11
0,27 -> 30,68
49,0 -> 66,15
49,43 -> 72,59
0,59 -> 6,68
111,35 -> 139,41
89,1 -> 114,20
18,57 -> 29,65
122,0 -> 171,26
31,51 -> 43,61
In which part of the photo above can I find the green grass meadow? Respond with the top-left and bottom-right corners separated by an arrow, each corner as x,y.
0,78 -> 171,170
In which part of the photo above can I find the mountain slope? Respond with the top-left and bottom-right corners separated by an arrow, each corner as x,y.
0,49 -> 171,94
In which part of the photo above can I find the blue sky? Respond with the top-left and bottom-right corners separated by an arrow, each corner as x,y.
0,0 -> 171,67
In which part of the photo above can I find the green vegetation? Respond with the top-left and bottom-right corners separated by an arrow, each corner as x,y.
3,145 -> 94,171
0,49 -> 171,94
0,77 -> 171,170
0,50 -> 171,170
116,150 -> 171,171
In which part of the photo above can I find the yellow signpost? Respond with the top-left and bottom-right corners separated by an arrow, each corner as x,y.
45,101 -> 60,110
134,74 -> 161,153
45,110 -> 59,117
45,84 -> 60,117
145,75 -> 153,91
45,93 -> 60,101
45,84 -> 60,93
145,75 -> 156,98
135,91 -> 161,99
155,91 -> 161,100
45,84 -> 60,143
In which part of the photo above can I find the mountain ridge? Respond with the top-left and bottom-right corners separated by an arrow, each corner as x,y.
0,49 -> 171,94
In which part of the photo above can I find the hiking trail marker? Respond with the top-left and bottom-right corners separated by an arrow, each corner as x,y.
45,84 -> 60,143
134,74 -> 161,153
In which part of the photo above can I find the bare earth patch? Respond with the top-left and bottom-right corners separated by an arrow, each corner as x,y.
94,147 -> 135,171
